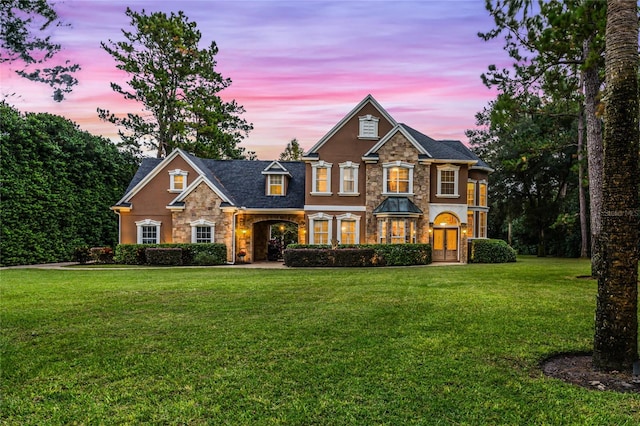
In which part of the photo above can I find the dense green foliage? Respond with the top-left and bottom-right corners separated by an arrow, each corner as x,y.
286,244 -> 432,267
2,258 -> 639,424
114,243 -> 227,266
0,0 -> 80,101
0,103 -> 137,266
469,239 -> 517,263
284,248 -> 376,267
98,8 -> 253,159
145,248 -> 183,266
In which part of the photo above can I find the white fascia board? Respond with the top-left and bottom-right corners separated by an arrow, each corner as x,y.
116,148 -> 208,205
172,175 -> 233,205
363,125 -> 428,157
304,205 -> 367,212
238,208 -> 305,214
305,94 -> 398,155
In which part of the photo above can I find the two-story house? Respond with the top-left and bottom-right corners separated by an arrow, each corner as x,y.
111,95 -> 491,263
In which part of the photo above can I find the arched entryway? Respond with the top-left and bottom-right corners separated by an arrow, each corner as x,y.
252,220 -> 299,261
432,212 -> 460,262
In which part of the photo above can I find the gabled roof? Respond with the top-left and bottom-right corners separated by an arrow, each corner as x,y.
305,94 -> 398,155
261,160 -> 292,176
363,124 -> 430,159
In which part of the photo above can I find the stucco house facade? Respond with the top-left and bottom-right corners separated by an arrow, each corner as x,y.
112,95 -> 491,263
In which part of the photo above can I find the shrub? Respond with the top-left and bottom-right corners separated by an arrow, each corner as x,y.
73,246 -> 92,264
90,247 -> 114,264
283,244 -> 431,267
146,248 -> 183,266
469,239 -> 517,263
114,243 -> 227,265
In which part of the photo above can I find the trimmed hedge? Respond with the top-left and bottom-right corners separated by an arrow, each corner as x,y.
114,243 -> 227,265
146,248 -> 183,266
469,239 -> 517,263
284,244 -> 431,267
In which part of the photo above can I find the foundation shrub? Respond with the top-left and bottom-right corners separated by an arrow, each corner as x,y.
284,244 -> 431,267
146,248 -> 183,266
469,239 -> 517,263
115,243 -> 226,265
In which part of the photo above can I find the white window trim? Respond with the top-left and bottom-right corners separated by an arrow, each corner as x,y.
168,169 -> 188,193
267,174 -> 285,196
467,179 -> 477,206
382,161 -> 414,195
135,219 -> 161,244
436,164 -> 460,198
358,114 -> 380,139
336,213 -> 361,244
311,161 -> 333,196
338,161 -> 360,196
308,212 -> 333,244
190,219 -> 215,243
478,180 -> 488,207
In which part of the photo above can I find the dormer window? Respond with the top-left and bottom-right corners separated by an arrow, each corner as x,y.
268,174 -> 284,196
358,114 -> 379,139
169,169 -> 188,192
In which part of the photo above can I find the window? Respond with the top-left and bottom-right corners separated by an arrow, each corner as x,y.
190,219 -> 215,243
467,181 -> 476,205
383,162 -> 414,195
358,114 -> 379,139
339,162 -> 359,195
436,164 -> 460,197
169,169 -> 188,192
467,211 -> 475,238
309,213 -> 333,244
311,161 -> 332,195
337,213 -> 361,244
136,219 -> 161,244
391,219 -> 406,244
379,220 -> 387,243
479,182 -> 488,207
268,174 -> 284,196
479,211 -> 487,238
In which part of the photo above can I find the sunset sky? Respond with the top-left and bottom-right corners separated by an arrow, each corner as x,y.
1,0 -> 509,160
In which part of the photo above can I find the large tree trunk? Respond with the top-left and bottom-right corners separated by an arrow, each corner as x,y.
577,93 -> 588,258
583,39 -> 604,275
593,0 -> 639,373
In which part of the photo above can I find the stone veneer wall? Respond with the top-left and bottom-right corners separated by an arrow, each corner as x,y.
171,182 -> 234,261
364,133 -> 431,244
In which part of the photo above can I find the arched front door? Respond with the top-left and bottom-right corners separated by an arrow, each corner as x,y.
432,213 -> 459,262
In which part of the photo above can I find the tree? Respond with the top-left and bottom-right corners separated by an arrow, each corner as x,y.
592,0 -> 639,373
0,0 -> 80,101
480,0 -> 606,271
279,138 -> 304,161
98,8 -> 253,159
0,102 -> 138,266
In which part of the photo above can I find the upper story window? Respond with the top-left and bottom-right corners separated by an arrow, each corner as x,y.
135,219 -> 161,244
436,164 -> 460,198
479,181 -> 488,207
268,174 -> 284,196
311,161 -> 332,195
190,219 -> 215,243
339,161 -> 360,196
383,161 -> 414,195
169,169 -> 188,193
467,181 -> 476,205
358,114 -> 379,139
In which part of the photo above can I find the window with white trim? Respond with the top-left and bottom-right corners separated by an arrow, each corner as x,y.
336,213 -> 360,244
358,114 -> 379,139
383,162 -> 414,195
436,164 -> 460,197
479,182 -> 488,207
467,211 -> 475,238
169,169 -> 188,192
390,219 -> 406,244
379,220 -> 387,243
479,211 -> 487,238
467,181 -> 476,205
268,174 -> 284,196
311,161 -> 332,195
190,219 -> 215,243
339,162 -> 359,195
136,219 -> 161,244
308,213 -> 333,245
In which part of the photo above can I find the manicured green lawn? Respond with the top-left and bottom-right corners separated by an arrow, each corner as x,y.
1,257 -> 638,425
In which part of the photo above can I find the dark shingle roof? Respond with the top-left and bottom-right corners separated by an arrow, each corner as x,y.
373,196 -> 423,215
125,158 -> 162,194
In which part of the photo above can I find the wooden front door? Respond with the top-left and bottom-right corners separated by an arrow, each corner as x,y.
432,228 -> 459,262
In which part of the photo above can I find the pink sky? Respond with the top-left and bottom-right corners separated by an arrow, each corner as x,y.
1,0 -> 508,160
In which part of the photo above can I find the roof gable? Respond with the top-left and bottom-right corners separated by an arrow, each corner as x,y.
261,160 -> 292,176
363,124 -> 430,158
305,94 -> 398,155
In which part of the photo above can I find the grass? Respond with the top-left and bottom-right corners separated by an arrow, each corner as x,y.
1,257 -> 639,425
